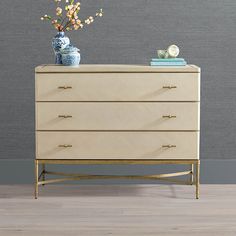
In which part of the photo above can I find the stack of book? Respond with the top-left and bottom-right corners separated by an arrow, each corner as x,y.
150,58 -> 187,66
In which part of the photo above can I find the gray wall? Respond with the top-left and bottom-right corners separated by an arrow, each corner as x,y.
0,0 -> 235,183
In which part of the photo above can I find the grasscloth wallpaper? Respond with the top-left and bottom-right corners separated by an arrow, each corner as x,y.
0,0 -> 235,164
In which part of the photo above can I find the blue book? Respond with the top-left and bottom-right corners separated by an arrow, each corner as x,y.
150,61 -> 187,66
151,58 -> 186,62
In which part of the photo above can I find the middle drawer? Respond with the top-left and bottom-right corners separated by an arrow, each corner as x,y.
36,102 -> 199,131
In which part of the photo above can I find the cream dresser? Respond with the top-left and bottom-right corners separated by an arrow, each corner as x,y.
35,64 -> 201,199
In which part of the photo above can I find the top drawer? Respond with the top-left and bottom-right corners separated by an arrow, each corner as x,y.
36,73 -> 200,102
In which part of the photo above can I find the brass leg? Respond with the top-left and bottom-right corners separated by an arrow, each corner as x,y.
196,161 -> 200,199
35,160 -> 39,199
42,164 -> 45,186
190,164 -> 194,185
33,160 -> 199,199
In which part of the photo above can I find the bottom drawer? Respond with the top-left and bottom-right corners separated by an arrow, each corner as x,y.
36,132 -> 199,160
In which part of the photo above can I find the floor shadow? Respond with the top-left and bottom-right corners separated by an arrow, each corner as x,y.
0,184 -> 194,199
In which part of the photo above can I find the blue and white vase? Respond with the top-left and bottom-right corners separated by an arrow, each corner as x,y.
61,44 -> 81,66
52,32 -> 70,64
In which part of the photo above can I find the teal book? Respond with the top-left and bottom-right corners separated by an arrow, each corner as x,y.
150,61 -> 187,66
151,58 -> 186,62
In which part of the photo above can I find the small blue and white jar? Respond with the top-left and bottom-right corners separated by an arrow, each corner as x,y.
52,32 -> 70,64
61,45 -> 81,66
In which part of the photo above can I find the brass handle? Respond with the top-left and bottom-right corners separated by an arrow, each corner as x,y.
58,115 -> 72,118
58,144 -> 73,148
163,86 -> 177,89
162,145 -> 176,148
162,115 -> 177,118
58,86 -> 72,89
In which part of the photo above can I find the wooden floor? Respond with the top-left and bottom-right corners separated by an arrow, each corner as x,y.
0,184 -> 236,235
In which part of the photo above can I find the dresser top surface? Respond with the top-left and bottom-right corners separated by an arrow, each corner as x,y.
35,64 -> 200,73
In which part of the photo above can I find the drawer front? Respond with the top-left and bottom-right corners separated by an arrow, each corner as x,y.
36,102 -> 199,131
36,73 -> 200,102
36,132 -> 199,160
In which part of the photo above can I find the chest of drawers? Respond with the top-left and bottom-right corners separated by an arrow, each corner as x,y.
35,64 -> 201,198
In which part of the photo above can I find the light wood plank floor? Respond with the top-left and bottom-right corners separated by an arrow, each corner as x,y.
0,184 -> 236,235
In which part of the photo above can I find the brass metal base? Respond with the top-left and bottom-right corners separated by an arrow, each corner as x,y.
35,159 -> 200,199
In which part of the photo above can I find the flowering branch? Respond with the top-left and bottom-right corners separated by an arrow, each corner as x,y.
41,0 -> 103,32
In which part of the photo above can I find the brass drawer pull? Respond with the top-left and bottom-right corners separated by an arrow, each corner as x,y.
163,86 -> 177,89
58,144 -> 73,148
162,145 -> 176,148
58,86 -> 72,89
162,115 -> 177,118
58,115 -> 72,118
